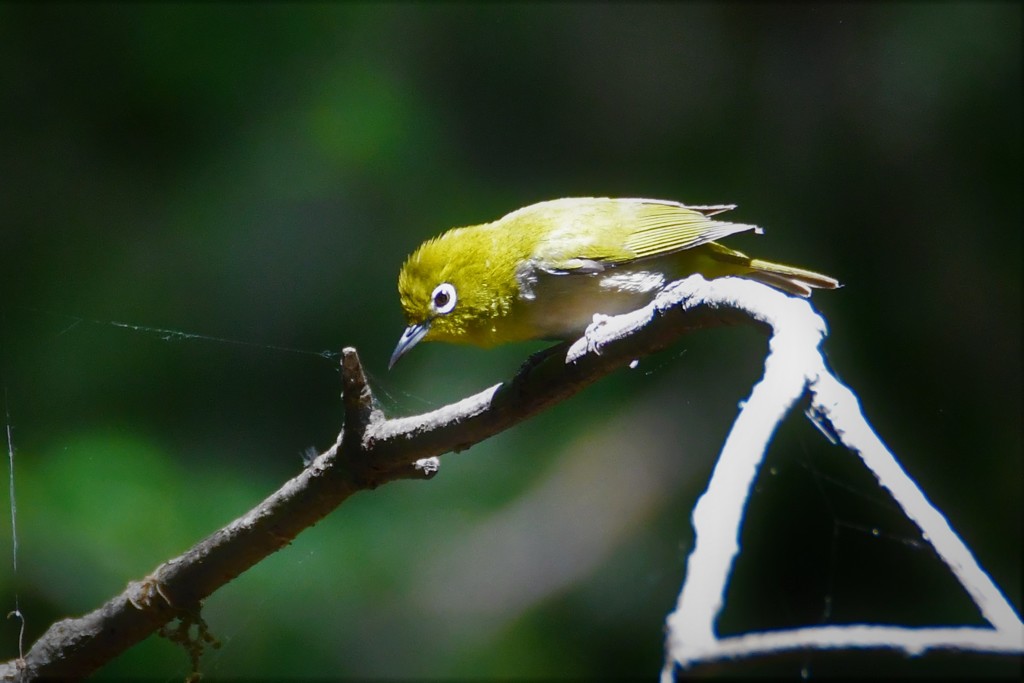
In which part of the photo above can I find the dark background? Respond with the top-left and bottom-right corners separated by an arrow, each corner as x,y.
0,3 -> 1020,679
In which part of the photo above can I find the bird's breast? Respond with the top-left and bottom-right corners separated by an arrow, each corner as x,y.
509,266 -> 667,341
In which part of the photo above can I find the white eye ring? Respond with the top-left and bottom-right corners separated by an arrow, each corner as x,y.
430,282 -> 457,315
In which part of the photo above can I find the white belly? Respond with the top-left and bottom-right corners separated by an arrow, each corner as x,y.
519,268 -> 667,339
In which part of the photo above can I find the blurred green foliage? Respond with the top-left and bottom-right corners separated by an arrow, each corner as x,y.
0,2 -> 1019,679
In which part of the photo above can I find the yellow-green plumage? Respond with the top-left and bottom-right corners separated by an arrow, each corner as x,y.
392,197 -> 838,365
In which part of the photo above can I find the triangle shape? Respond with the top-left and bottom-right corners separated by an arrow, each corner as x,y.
658,281 -> 1023,677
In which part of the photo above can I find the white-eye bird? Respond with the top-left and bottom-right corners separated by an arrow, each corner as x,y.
391,197 -> 839,367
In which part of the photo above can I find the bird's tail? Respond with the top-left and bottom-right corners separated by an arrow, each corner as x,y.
707,243 -> 841,298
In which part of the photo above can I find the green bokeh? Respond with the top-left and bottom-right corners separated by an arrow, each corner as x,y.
0,3 -> 1020,679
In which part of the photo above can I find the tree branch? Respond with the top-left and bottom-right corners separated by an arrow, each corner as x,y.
659,279 -> 1024,677
9,275 -> 1017,681
0,276 -> 745,681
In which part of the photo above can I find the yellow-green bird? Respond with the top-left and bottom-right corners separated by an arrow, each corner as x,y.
391,197 -> 839,367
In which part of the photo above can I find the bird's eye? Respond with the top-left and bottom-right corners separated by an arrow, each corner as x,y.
431,282 -> 457,315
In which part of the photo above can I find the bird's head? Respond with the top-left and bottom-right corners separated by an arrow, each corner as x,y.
391,226 -> 521,367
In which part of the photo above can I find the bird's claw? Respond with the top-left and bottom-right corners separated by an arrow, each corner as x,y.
127,573 -> 173,610
584,313 -> 613,356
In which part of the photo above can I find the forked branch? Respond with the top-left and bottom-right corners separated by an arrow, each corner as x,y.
3,275 -> 1019,682
658,281 -> 1023,678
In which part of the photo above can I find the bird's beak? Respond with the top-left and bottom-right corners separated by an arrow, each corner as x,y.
389,320 -> 431,369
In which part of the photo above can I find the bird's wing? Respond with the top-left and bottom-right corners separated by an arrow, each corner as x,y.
526,198 -> 761,273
